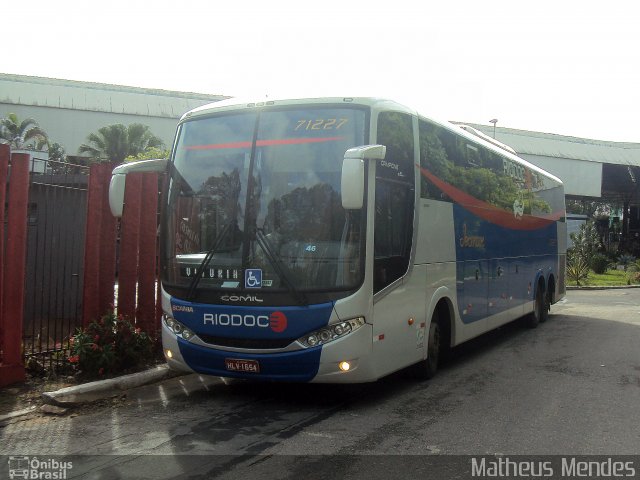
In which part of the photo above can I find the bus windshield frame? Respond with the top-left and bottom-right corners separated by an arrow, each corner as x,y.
161,105 -> 369,304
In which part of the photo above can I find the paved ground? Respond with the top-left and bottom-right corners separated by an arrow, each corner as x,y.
1,290 -> 639,479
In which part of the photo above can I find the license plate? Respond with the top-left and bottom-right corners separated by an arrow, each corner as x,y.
225,358 -> 260,373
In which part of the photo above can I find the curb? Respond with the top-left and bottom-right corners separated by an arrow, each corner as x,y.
0,406 -> 37,425
42,364 -> 183,407
567,285 -> 640,290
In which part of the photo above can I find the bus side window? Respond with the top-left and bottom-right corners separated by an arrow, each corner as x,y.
374,112 -> 414,293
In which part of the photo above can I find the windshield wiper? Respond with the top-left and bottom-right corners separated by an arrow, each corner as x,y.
255,228 -> 308,306
187,222 -> 233,299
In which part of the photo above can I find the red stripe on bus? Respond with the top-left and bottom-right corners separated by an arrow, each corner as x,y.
419,166 -> 564,231
185,136 -> 345,150
186,141 -> 251,150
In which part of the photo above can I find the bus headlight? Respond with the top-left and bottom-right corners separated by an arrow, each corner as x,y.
298,317 -> 365,348
163,315 -> 195,341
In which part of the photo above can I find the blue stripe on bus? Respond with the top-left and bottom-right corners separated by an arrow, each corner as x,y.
170,299 -> 333,340
169,299 -> 332,381
453,204 -> 559,324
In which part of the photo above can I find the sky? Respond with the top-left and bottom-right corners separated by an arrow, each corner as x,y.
4,0 -> 640,142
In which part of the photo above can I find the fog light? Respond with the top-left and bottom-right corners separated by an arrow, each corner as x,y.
166,349 -> 173,359
338,361 -> 351,372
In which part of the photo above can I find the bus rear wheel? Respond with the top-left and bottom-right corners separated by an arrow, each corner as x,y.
539,289 -> 551,323
526,284 -> 547,328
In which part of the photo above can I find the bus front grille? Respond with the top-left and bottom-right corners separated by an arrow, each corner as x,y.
198,334 -> 296,350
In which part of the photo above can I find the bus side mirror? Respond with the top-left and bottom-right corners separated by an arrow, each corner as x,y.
341,145 -> 386,210
109,158 -> 168,217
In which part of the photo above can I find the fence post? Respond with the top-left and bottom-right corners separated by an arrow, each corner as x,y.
137,173 -> 159,333
0,151 -> 30,386
118,172 -> 142,320
98,164 -> 118,314
82,163 -> 118,326
0,145 -> 8,335
156,174 -> 168,324
82,164 -> 104,325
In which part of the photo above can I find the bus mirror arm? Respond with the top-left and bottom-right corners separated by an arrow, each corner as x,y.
109,158 -> 168,217
341,145 -> 386,210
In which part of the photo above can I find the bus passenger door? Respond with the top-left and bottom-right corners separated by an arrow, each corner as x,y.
370,111 -> 420,376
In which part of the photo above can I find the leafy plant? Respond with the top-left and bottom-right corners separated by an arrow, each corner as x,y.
569,220 -> 601,261
0,113 -> 48,149
589,253 -> 610,275
626,262 -> 640,285
125,146 -> 170,162
68,311 -> 155,378
567,250 -> 590,286
618,254 -> 636,271
78,123 -> 164,163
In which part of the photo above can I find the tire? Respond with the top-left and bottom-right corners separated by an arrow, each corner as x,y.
525,284 -> 545,328
539,289 -> 551,323
412,313 -> 441,380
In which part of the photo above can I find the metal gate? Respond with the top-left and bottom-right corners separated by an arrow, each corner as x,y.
23,155 -> 89,371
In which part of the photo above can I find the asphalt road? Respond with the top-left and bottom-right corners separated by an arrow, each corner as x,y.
2,289 -> 640,479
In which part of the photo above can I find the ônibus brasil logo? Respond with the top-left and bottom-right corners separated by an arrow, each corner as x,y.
203,311 -> 288,333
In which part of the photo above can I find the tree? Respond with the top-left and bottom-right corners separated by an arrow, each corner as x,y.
567,220 -> 602,285
48,142 -> 69,174
125,146 -> 170,162
566,198 -> 612,218
570,220 -> 601,261
78,123 -> 164,163
0,113 -> 48,149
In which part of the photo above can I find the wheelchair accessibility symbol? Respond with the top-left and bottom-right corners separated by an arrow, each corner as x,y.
245,269 -> 262,289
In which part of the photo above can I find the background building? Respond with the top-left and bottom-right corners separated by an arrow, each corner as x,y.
462,122 -> 640,252
0,73 -> 228,159
462,123 -> 640,203
3,72 -> 640,245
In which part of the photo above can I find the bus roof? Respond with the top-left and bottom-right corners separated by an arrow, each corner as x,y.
180,96 -> 563,186
182,96 -> 417,120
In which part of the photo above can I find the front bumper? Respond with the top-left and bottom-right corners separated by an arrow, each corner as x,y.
162,320 -> 375,383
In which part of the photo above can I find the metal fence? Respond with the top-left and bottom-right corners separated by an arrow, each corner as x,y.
23,155 -> 89,371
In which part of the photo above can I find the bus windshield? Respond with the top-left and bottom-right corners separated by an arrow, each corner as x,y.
162,106 -> 367,299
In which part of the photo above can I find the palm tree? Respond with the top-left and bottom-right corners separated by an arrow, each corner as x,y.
78,123 -> 164,163
0,113 -> 48,149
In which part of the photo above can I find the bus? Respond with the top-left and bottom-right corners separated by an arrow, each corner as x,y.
109,97 -> 566,383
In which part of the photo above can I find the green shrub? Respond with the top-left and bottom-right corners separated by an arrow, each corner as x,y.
589,253 -> 610,274
567,249 -> 590,286
68,311 -> 155,378
626,262 -> 640,285
569,221 -> 601,260
618,254 -> 636,271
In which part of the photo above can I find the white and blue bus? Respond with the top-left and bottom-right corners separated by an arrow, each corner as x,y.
109,97 -> 566,383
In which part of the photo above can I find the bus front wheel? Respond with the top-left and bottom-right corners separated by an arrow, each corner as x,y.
412,314 -> 441,380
